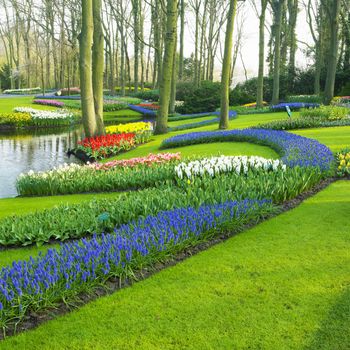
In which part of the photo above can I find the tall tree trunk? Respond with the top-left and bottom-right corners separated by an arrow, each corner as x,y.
257,0 -> 268,108
323,0 -> 341,105
155,0 -> 178,134
92,0 -> 105,135
79,0 -> 97,137
271,0 -> 285,105
179,0 -> 185,80
194,4 -> 200,86
287,0 -> 298,86
219,0 -> 238,129
132,0 -> 140,91
170,33 -> 177,114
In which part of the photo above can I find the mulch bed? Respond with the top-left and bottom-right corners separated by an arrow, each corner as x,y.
0,177 -> 340,338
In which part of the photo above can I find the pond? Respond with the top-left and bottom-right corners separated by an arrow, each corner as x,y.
0,127 -> 84,198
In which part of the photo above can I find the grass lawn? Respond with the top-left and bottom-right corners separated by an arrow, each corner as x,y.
168,115 -> 216,127
1,180 -> 349,349
0,96 -> 57,113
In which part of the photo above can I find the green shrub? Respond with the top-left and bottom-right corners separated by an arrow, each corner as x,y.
134,89 -> 159,101
300,105 -> 349,121
285,95 -> 322,104
177,81 -> 221,114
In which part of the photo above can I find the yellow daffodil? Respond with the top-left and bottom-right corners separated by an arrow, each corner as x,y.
106,122 -> 152,135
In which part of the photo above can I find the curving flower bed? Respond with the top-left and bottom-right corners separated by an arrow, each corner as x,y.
137,103 -> 160,110
33,99 -> 65,108
161,129 -> 334,171
0,199 -> 273,326
16,153 -> 182,196
128,104 -> 157,116
271,102 -> 320,111
13,107 -> 77,124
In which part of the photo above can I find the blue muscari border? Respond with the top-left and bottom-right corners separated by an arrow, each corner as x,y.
0,199 -> 271,317
161,128 -> 334,171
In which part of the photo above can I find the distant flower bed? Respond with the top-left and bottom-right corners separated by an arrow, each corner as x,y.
3,87 -> 41,95
336,149 -> 350,177
56,87 -> 80,96
242,101 -> 268,108
33,99 -> 65,108
271,102 -> 320,111
115,86 -> 151,93
128,104 -> 157,116
331,96 -> 350,108
138,103 -> 160,110
63,100 -> 129,112
77,133 -> 136,159
14,107 -> 76,121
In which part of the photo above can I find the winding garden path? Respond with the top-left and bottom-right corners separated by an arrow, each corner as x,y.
1,181 -> 349,349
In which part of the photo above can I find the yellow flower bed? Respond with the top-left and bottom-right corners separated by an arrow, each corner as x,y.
337,150 -> 350,176
242,101 -> 268,107
106,122 -> 153,135
0,112 -> 32,126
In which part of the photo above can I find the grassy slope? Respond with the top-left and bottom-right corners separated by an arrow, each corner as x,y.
2,181 -> 349,350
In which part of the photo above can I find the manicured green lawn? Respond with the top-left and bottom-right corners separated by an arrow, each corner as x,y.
0,96 -> 56,113
2,180 -> 349,349
168,115 -> 216,127
115,140 -> 279,161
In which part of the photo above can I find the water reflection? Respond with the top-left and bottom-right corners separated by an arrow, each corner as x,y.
0,126 -> 85,198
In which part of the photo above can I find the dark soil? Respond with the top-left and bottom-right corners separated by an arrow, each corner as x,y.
0,177 -> 340,339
